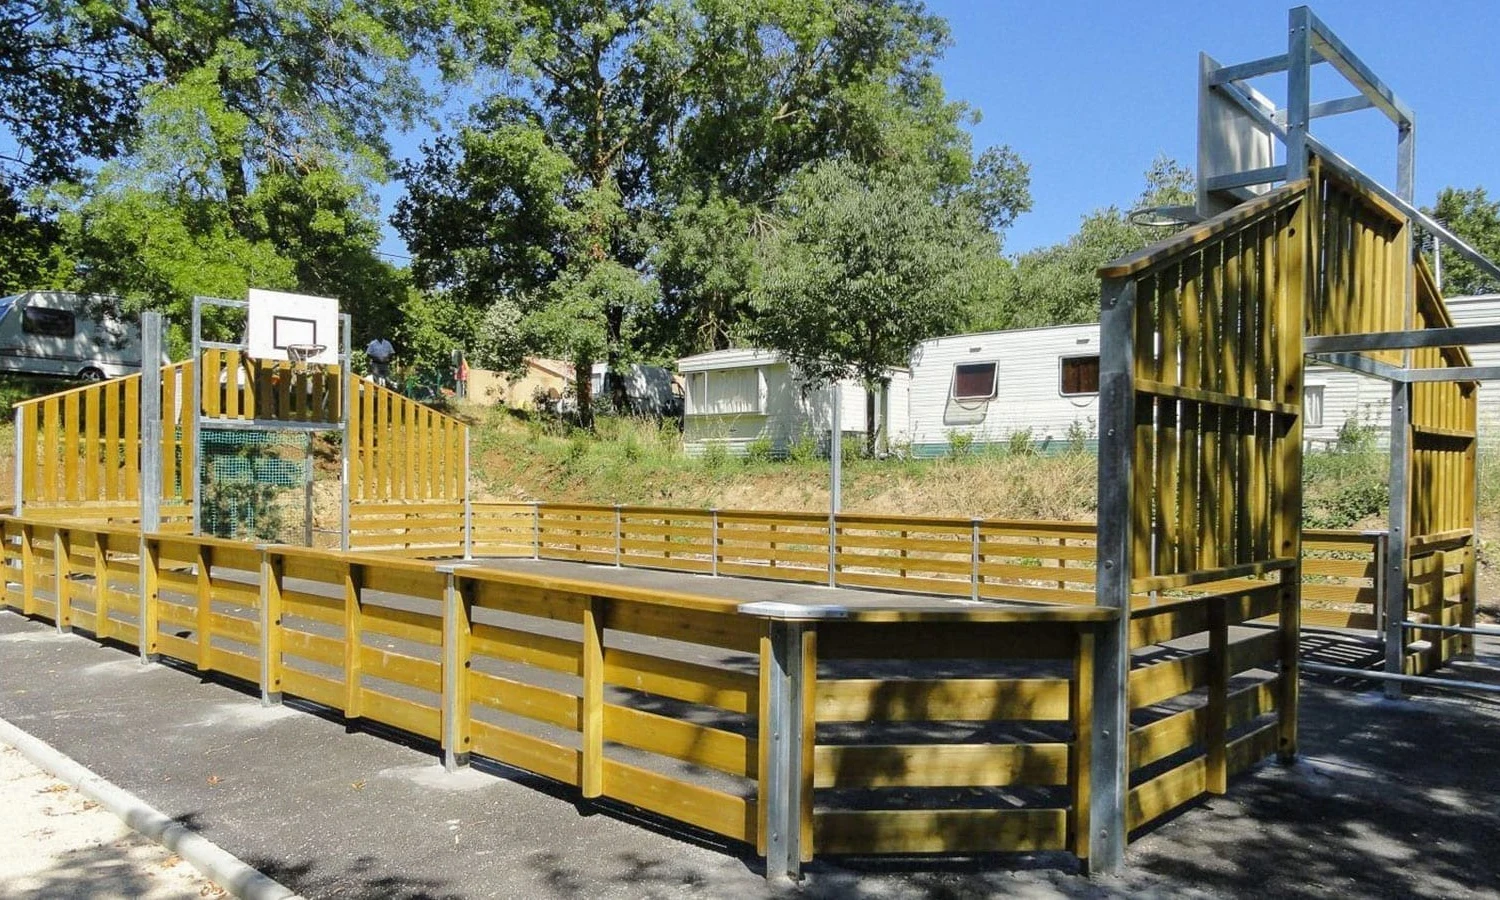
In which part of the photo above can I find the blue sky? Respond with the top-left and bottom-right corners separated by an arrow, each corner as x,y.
372,1 -> 1497,260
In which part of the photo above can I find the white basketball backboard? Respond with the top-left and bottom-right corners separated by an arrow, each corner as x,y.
1197,52 -> 1277,219
246,288 -> 339,365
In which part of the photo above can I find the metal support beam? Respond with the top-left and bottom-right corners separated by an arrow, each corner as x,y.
1208,52 -> 1289,84
763,619 -> 806,882
462,429 -> 473,560
1304,94 -> 1375,119
1307,352 -> 1405,383
1205,165 -> 1287,193
1284,7 -> 1313,182
1301,662 -> 1500,696
1402,366 -> 1500,383
1305,323 -> 1500,354
1304,7 -> 1416,125
1383,382 -> 1413,698
1088,277 -> 1136,873
190,299 -> 203,536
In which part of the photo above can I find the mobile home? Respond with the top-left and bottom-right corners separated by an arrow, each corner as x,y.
677,349 -> 909,457
906,323 -> 1105,457
904,318 -> 1463,457
0,291 -> 150,380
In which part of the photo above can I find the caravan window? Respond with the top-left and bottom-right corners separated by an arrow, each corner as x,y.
1304,384 -> 1325,428
1059,355 -> 1099,396
688,367 -> 763,415
22,306 -> 75,338
951,362 -> 997,401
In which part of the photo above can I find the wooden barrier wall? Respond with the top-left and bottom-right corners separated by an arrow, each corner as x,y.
0,513 -> 1111,866
347,379 -> 467,503
349,501 -> 1385,641
1403,261 -> 1478,671
197,349 -> 341,424
1095,178 -> 1307,840
15,362 -> 196,529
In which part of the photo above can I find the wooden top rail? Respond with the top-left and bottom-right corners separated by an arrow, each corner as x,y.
1097,180 -> 1308,278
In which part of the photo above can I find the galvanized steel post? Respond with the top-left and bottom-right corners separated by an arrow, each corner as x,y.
1088,277 -> 1137,873
764,618 -> 806,882
189,298 -> 203,536
1284,6 -> 1312,180
1383,381 -> 1413,697
340,313 -> 352,552
140,312 -> 163,533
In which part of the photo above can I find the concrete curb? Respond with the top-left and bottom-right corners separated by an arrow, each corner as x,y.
0,716 -> 303,900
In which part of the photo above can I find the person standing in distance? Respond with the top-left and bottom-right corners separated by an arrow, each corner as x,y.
366,336 -> 395,387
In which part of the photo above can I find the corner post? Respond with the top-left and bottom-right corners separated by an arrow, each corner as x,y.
258,546 -> 283,705
581,596 -> 605,798
140,311 -> 163,534
1384,380 -> 1414,696
1285,6 -> 1312,180
531,501 -> 541,559
189,298 -> 203,536
763,618 -> 809,882
1088,276 -> 1137,874
343,561 -> 364,718
441,566 -> 473,772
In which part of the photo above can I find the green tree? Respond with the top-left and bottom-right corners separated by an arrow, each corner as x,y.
399,0 -> 1031,414
968,155 -> 1191,331
1429,187 -> 1500,295
751,160 -> 1003,453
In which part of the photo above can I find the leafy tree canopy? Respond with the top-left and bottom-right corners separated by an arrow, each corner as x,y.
1429,187 -> 1500,296
750,159 -> 1004,447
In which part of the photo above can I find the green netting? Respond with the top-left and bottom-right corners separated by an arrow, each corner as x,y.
198,428 -> 311,544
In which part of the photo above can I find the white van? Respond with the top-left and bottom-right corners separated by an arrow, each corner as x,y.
0,291 -> 149,381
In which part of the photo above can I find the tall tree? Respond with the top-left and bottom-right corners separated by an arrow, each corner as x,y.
400,0 -> 1030,420
1429,187 -> 1500,296
751,160 -> 1003,453
968,155 -> 1191,331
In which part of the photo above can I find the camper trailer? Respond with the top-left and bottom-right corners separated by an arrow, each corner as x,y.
590,362 -> 684,419
905,321 -> 1429,456
677,349 -> 909,457
0,291 -> 149,380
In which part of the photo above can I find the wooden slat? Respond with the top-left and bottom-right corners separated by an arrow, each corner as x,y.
604,649 -> 754,714
469,720 -> 580,787
1128,755 -> 1208,832
469,671 -> 577,729
361,688 -> 441,739
604,704 -> 753,777
602,758 -> 755,843
814,743 -> 1068,788
816,678 -> 1069,722
814,808 -> 1066,855
361,645 -> 441,692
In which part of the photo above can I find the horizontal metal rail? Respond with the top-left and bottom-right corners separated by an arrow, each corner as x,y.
1301,661 -> 1500,696
1401,620 -> 1500,638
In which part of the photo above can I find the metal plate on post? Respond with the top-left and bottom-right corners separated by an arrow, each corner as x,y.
1198,52 -> 1278,219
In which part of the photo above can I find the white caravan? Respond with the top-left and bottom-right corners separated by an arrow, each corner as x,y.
677,348 -> 909,458
0,291 -> 149,380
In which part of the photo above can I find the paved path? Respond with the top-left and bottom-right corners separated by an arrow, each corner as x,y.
0,741 -> 224,898
2,612 -> 1499,899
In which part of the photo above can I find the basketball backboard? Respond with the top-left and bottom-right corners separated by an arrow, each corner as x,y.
1197,52 -> 1277,219
246,288 -> 340,365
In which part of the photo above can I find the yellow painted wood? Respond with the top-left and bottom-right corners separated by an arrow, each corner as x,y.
605,704 -> 754,778
818,621 -> 1073,662
816,677 -> 1070,722
814,808 -> 1067,855
343,562 -> 363,717
469,671 -> 577,729
1127,755 -> 1208,832
470,622 -> 582,675
581,597 -> 604,798
361,688 -> 441,739
469,719 -> 580,786
1129,653 -> 1207,710
140,537 -> 159,655
604,648 -> 754,714
360,645 -> 441,692
814,742 -> 1068,789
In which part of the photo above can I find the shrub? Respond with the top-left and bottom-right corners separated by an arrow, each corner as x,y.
947,430 -> 975,458
1007,427 -> 1037,457
745,435 -> 775,463
1065,417 -> 1095,454
787,430 -> 820,464
1335,409 -> 1378,453
702,441 -> 729,469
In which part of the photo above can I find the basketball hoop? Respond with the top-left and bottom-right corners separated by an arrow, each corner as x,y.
285,343 -> 326,374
